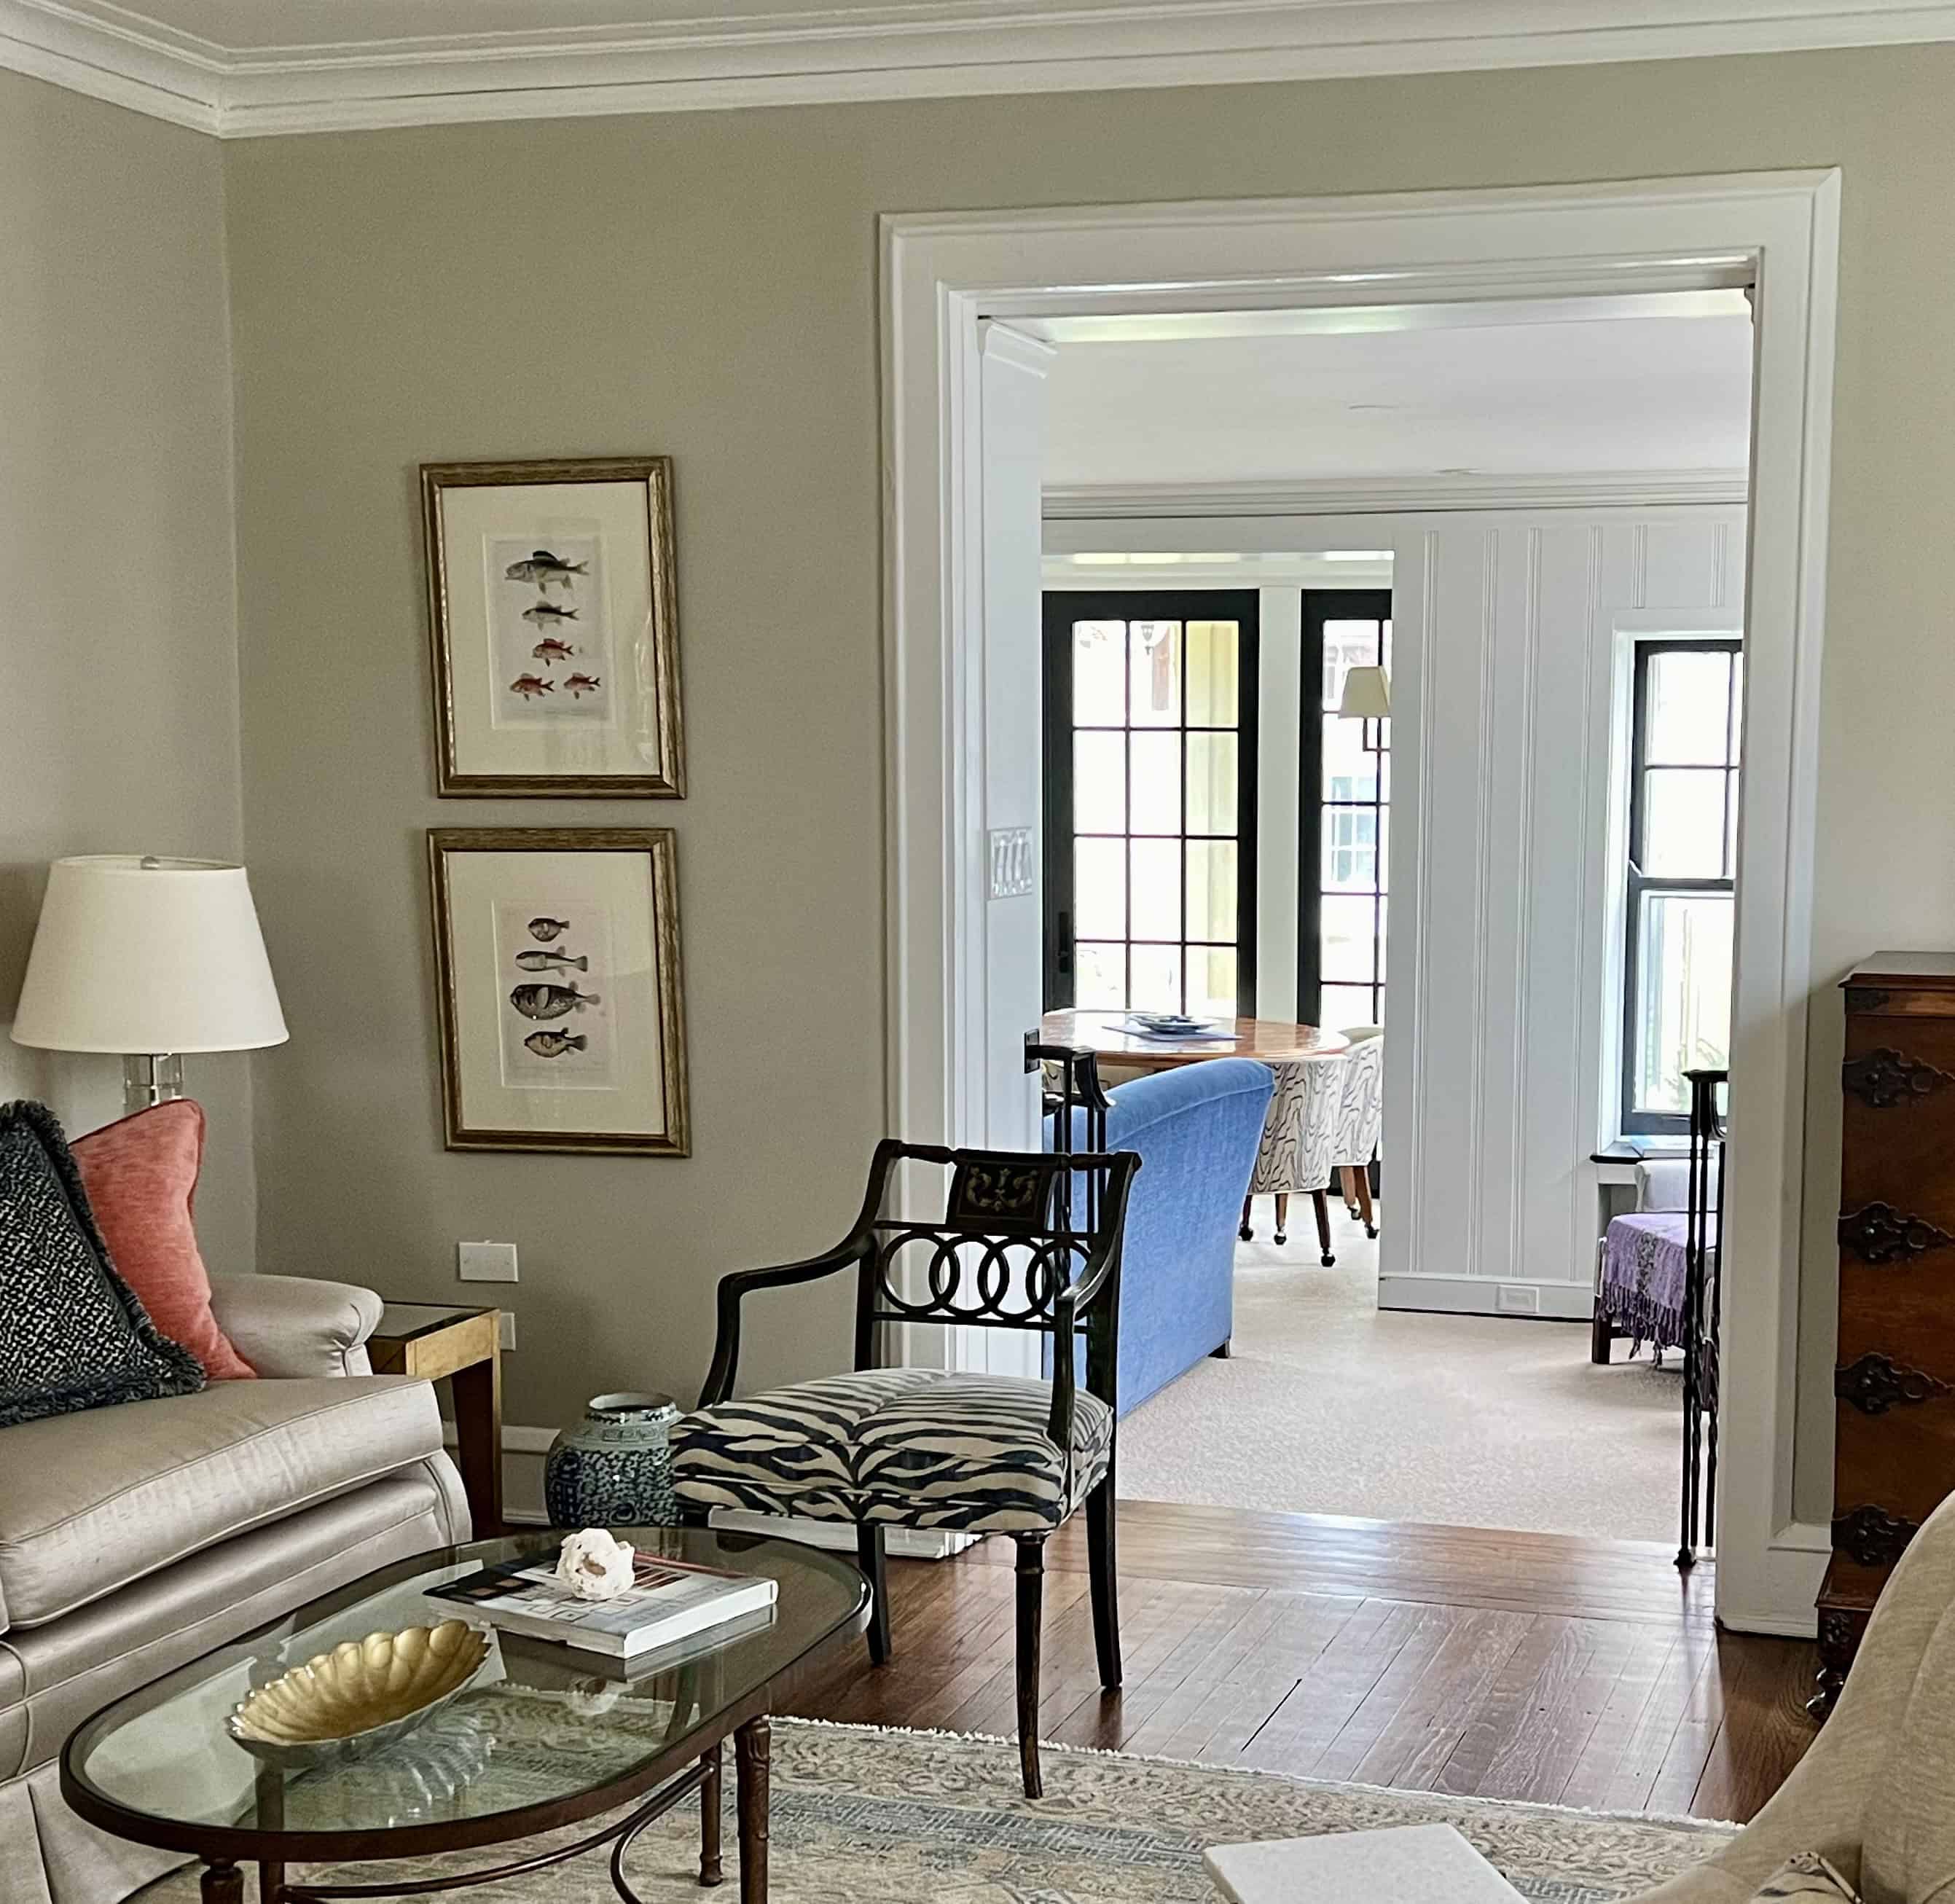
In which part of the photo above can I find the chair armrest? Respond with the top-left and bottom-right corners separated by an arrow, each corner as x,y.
208,1274 -> 384,1378
697,1250 -> 861,1408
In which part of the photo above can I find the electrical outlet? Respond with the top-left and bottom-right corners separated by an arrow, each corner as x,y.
458,1240 -> 518,1283
498,1311 -> 517,1352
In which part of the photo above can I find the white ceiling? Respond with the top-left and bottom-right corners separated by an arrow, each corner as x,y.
5,0 -> 1953,136
1040,298 -> 1755,491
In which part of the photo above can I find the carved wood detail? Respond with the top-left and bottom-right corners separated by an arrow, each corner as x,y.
1832,1504 -> 1920,1568
1838,1202 -> 1955,1266
1835,1351 -> 1953,1415
1843,1046 -> 1955,1110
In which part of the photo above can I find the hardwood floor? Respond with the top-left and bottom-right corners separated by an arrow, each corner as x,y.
783,1500 -> 1819,1822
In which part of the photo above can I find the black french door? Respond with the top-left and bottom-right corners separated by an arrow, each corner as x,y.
1298,590 -> 1391,1030
1042,591 -> 1260,1018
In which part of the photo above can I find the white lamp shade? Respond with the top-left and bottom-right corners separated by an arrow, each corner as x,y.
1337,665 -> 1392,720
12,855 -> 288,1055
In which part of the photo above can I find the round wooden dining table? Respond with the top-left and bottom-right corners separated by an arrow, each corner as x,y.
1038,1009 -> 1350,1072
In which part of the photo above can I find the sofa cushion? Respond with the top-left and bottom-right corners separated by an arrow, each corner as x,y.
0,1375 -> 442,1628
1860,1591 -> 1955,1903
71,1101 -> 254,1382
671,1368 -> 1112,1533
0,1101 -> 203,1430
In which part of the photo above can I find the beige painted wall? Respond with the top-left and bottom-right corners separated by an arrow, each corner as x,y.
224,48 -> 1955,1500
0,73 -> 256,1275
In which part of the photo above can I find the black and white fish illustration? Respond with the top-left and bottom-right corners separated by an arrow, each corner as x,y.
509,982 -> 601,1021
523,1030 -> 587,1057
504,550 -> 588,592
521,601 -> 579,627
515,949 -> 587,973
526,917 -> 570,942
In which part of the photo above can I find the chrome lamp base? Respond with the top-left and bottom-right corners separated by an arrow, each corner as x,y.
123,1053 -> 184,1116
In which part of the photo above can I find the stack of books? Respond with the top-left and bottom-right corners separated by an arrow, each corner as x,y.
427,1547 -> 776,1660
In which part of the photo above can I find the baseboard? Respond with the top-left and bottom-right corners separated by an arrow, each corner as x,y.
1376,1273 -> 1595,1320
450,1423 -> 973,1559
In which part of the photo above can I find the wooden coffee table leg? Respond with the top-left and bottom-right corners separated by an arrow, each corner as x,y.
202,1862 -> 244,1904
700,1739 -> 724,1887
734,1716 -> 770,1904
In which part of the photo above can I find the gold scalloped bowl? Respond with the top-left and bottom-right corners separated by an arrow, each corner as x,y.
226,1621 -> 491,1770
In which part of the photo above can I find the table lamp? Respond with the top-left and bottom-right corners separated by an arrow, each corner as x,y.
1336,664 -> 1391,754
11,855 -> 288,1114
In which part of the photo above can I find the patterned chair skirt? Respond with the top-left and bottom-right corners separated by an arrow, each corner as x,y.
670,1368 -> 1113,1535
1247,1054 -> 1344,1197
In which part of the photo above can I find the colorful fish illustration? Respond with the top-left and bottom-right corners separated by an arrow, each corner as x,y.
563,673 -> 603,699
523,1030 -> 587,1057
531,636 -> 576,663
526,917 -> 571,942
515,949 -> 588,973
504,550 -> 589,592
509,673 -> 554,700
521,602 -> 579,627
509,982 -> 601,1022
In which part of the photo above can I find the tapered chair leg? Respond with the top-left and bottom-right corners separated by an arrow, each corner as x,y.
1014,1537 -> 1046,1799
1354,1167 -> 1378,1239
1341,1164 -> 1361,1219
1273,1192 -> 1289,1245
1239,1195 -> 1255,1242
1313,1189 -> 1336,1266
1085,1480 -> 1121,1690
857,1524 -> 891,1666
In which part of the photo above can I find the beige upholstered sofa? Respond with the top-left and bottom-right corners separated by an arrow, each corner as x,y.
1633,1484 -> 1955,1903
0,1274 -> 470,1904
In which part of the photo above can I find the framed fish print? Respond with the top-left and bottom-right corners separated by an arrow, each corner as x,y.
428,828 -> 689,1155
421,457 -> 685,798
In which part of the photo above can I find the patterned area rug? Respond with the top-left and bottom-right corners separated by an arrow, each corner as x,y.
146,1718 -> 1735,1903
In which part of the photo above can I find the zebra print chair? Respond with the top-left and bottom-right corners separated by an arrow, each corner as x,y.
669,1139 -> 1140,1800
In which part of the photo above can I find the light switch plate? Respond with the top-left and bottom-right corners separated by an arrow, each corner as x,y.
458,1240 -> 518,1283
988,827 -> 1034,899
498,1312 -> 517,1352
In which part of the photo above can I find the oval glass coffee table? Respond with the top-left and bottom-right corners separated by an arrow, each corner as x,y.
61,1529 -> 868,1904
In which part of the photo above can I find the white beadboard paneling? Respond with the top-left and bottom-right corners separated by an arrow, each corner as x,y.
1379,504 -> 1746,1317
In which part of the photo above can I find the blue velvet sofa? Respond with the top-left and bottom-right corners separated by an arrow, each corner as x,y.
1049,1057 -> 1274,1417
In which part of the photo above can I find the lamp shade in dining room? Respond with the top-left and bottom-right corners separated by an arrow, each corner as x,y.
12,855 -> 288,1054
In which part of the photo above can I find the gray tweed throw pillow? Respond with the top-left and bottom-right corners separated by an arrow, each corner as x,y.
0,1100 -> 204,1427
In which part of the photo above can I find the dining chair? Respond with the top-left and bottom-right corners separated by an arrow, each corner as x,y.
1333,1027 -> 1384,1237
1239,1053 -> 1344,1264
668,1139 -> 1140,1799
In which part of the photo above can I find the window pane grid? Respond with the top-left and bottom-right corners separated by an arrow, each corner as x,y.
1623,638 -> 1741,1130
1316,611 -> 1390,1028
1066,611 -> 1248,1016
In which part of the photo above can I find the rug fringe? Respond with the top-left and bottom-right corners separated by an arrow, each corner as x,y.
775,1716 -> 1739,1833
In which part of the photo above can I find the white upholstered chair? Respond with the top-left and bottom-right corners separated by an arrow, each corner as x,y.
1629,1484 -> 1955,1902
1239,1054 -> 1344,1264
1333,1027 -> 1383,1237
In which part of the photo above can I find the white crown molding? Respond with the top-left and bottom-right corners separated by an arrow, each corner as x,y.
1043,469 -> 1753,518
2,0 -> 1954,137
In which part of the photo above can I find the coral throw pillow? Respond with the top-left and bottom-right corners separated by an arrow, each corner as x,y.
71,1100 -> 255,1380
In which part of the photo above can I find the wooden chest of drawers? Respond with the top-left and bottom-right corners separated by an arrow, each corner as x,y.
1815,952 -> 1955,1712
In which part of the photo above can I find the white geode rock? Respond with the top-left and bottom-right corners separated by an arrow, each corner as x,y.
555,1528 -> 636,1600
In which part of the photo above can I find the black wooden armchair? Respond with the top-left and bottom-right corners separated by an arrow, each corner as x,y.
670,1139 -> 1140,1798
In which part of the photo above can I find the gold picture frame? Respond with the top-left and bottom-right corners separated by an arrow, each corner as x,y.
428,828 -> 690,1155
422,457 -> 685,799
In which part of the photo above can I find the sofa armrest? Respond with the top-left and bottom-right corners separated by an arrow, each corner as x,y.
207,1274 -> 384,1378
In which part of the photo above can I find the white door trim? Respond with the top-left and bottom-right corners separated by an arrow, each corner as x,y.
882,171 -> 1839,1635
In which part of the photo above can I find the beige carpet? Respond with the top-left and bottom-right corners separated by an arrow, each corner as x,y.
147,1719 -> 1734,1902
1118,1206 -> 1685,1543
